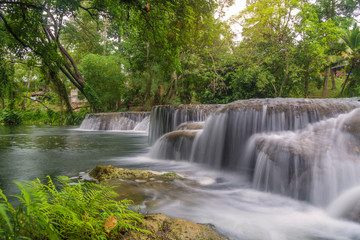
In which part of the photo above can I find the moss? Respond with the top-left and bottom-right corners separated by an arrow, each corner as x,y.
89,165 -> 182,182
124,214 -> 228,240
162,172 -> 182,179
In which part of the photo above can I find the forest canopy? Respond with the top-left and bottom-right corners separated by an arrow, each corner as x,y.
0,0 -> 360,116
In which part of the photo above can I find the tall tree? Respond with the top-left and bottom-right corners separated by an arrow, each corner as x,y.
238,0 -> 300,97
339,23 -> 360,97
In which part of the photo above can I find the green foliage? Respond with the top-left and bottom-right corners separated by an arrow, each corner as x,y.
229,66 -> 276,99
63,110 -> 89,126
22,109 -> 48,124
83,84 -> 102,112
0,176 -> 152,239
1,0 -> 360,107
344,69 -> 360,97
0,110 -> 23,125
80,54 -> 125,111
21,108 -> 88,126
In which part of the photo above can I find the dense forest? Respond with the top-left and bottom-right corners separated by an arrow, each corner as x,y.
0,0 -> 359,124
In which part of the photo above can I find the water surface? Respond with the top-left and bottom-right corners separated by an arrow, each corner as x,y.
1,125 -> 360,239
0,125 -> 148,195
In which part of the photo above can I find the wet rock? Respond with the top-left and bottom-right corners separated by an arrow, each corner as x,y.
252,108 -> 360,206
162,130 -> 199,141
342,108 -> 360,138
149,130 -> 199,160
89,165 -> 182,182
124,213 -> 228,240
217,98 -> 359,116
149,104 -> 220,143
176,122 -> 205,130
88,166 -> 227,239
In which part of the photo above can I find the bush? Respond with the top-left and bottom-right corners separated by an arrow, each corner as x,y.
0,176 -> 151,239
64,110 -> 89,126
0,111 -> 23,125
22,109 -> 48,124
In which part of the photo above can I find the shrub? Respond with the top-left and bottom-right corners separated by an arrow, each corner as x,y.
0,111 -> 23,125
0,176 -> 152,239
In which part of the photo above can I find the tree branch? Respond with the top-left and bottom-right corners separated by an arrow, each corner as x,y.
24,96 -> 50,110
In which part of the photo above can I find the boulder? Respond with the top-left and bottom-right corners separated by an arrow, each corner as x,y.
124,213 -> 227,240
89,165 -> 182,182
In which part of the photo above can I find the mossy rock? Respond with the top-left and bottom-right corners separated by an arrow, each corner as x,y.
124,214 -> 228,240
89,165 -> 182,182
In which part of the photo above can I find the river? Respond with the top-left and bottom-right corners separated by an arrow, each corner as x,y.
1,123 -> 360,239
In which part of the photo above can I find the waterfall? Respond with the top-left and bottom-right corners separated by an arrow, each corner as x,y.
149,98 -> 360,206
148,104 -> 220,144
80,112 -> 150,131
191,99 -> 359,170
149,130 -> 199,160
251,108 -> 360,206
149,121 -> 205,160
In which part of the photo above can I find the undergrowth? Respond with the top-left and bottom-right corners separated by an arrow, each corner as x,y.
0,109 -> 88,126
0,176 -> 152,239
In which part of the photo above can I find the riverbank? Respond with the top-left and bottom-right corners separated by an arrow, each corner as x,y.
0,165 -> 228,239
88,165 -> 228,239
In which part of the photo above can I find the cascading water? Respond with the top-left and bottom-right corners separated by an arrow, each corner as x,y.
149,121 -> 205,160
190,98 -> 360,170
80,112 -> 150,131
148,104 -> 220,144
149,98 -> 360,207
251,108 -> 360,206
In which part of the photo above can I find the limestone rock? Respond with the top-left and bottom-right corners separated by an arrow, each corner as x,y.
124,213 -> 227,240
89,165 -> 182,182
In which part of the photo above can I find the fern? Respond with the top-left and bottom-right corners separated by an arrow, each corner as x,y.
0,176 -> 153,239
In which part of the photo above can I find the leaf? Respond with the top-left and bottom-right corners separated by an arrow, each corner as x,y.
105,215 -> 118,233
0,203 -> 13,234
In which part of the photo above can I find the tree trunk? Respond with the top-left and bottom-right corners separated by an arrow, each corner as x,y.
340,65 -> 354,97
279,63 -> 289,97
304,71 -> 309,98
145,40 -> 152,101
49,70 -> 72,113
322,67 -> 330,98
331,69 -> 337,90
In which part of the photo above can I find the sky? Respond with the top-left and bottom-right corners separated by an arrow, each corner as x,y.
224,0 -> 247,19
224,0 -> 247,41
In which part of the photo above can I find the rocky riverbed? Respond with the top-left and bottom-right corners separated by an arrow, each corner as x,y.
88,165 -> 228,240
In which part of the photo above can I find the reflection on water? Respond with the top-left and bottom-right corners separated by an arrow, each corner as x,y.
0,125 -> 148,195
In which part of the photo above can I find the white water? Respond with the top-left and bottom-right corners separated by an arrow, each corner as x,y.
251,108 -> 360,206
78,98 -> 360,239
80,112 -> 150,131
103,155 -> 360,240
327,186 -> 360,220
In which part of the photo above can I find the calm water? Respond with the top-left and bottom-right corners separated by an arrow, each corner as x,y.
0,125 -> 149,195
2,125 -> 360,239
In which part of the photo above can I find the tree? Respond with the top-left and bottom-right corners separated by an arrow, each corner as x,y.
295,4 -> 341,97
312,0 -> 359,97
116,0 -> 233,105
236,0 -> 300,97
339,23 -> 360,97
80,54 -> 126,111
0,0 -> 124,110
